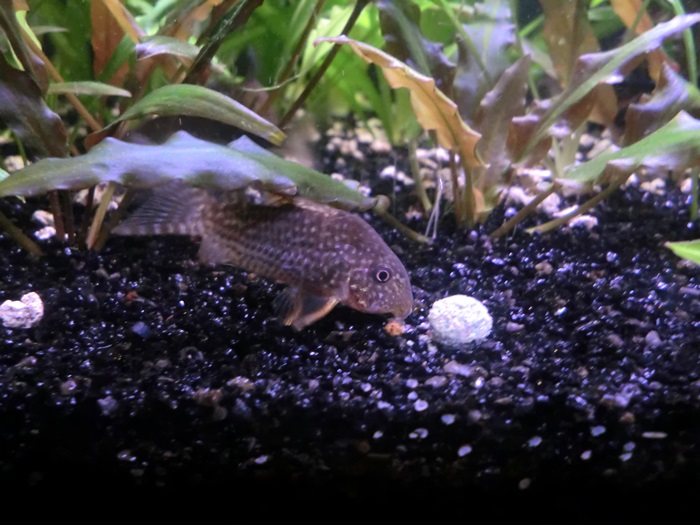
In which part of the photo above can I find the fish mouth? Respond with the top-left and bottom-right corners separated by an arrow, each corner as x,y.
392,301 -> 413,320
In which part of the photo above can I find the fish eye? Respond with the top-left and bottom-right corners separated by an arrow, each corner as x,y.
373,266 -> 392,283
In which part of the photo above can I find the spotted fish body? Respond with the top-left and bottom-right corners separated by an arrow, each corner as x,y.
113,183 -> 413,330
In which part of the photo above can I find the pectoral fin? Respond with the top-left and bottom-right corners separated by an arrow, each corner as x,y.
273,287 -> 339,331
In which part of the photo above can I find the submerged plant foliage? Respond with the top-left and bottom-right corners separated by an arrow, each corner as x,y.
0,0 -> 699,255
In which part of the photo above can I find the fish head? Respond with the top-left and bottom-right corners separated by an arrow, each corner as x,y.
345,250 -> 413,320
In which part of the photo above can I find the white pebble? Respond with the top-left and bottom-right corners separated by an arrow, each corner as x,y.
428,295 -> 492,347
0,292 -> 44,328
642,431 -> 668,439
413,399 -> 429,411
528,436 -> 542,448
254,455 -> 269,465
590,425 -> 606,437
457,444 -> 472,457
441,414 -> 456,425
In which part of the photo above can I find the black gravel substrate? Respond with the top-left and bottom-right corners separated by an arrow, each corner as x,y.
1,178 -> 700,517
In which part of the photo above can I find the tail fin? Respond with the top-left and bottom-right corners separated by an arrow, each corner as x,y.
113,182 -> 209,237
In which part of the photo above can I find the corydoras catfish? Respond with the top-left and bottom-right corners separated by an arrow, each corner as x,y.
113,183 -> 413,330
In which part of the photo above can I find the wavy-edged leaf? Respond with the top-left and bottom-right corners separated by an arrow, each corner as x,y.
0,131 -> 374,211
135,35 -> 200,61
566,111 -> 700,182
524,13 -> 700,157
47,81 -> 131,97
453,1 -> 516,120
0,0 -> 48,91
0,57 -> 68,158
623,62 -> 700,145
666,239 -> 700,264
473,54 -> 530,191
86,84 -> 285,148
316,35 -> 481,166
541,0 -> 600,86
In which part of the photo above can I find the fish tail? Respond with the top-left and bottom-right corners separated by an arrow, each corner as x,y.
113,182 -> 210,237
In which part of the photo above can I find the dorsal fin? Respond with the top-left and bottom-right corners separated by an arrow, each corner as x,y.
113,182 -> 209,237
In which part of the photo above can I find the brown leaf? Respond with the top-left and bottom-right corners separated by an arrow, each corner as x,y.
610,0 -> 668,80
0,57 -> 68,158
623,62 -> 700,145
540,0 -> 616,127
540,0 -> 599,87
453,3 -> 516,120
507,112 -> 552,168
473,55 -> 531,190
91,0 -> 126,80
316,36 -> 482,167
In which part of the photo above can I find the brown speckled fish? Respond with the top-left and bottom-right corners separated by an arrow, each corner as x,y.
113,183 -> 413,330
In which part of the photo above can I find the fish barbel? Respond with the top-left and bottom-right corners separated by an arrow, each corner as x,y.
113,183 -> 413,330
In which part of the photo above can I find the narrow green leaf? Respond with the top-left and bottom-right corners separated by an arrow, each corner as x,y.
0,132 -> 374,211
87,84 -> 285,147
566,111 -> 700,182
666,239 -> 700,264
135,35 -> 200,60
47,81 -> 132,97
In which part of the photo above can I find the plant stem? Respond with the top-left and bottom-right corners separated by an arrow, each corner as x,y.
374,196 -> 429,243
0,208 -> 43,257
448,150 -> 464,224
279,0 -> 370,129
690,167 -> 699,220
86,184 -> 117,250
459,153 -> 475,228
408,138 -> 431,213
490,182 -> 560,239
528,175 -> 627,234
92,189 -> 135,252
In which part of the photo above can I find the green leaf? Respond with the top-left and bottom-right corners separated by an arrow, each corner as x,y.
47,81 -> 132,97
0,131 -> 374,211
87,84 -> 285,147
135,35 -> 200,60
566,111 -> 700,182
666,239 -> 700,264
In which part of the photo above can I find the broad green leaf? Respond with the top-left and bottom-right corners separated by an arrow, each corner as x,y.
86,84 -> 285,147
566,111 -> 700,182
0,131 -> 374,211
316,35 -> 482,166
524,13 -> 700,157
47,81 -> 132,97
666,239 -> 700,264
135,35 -> 200,60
